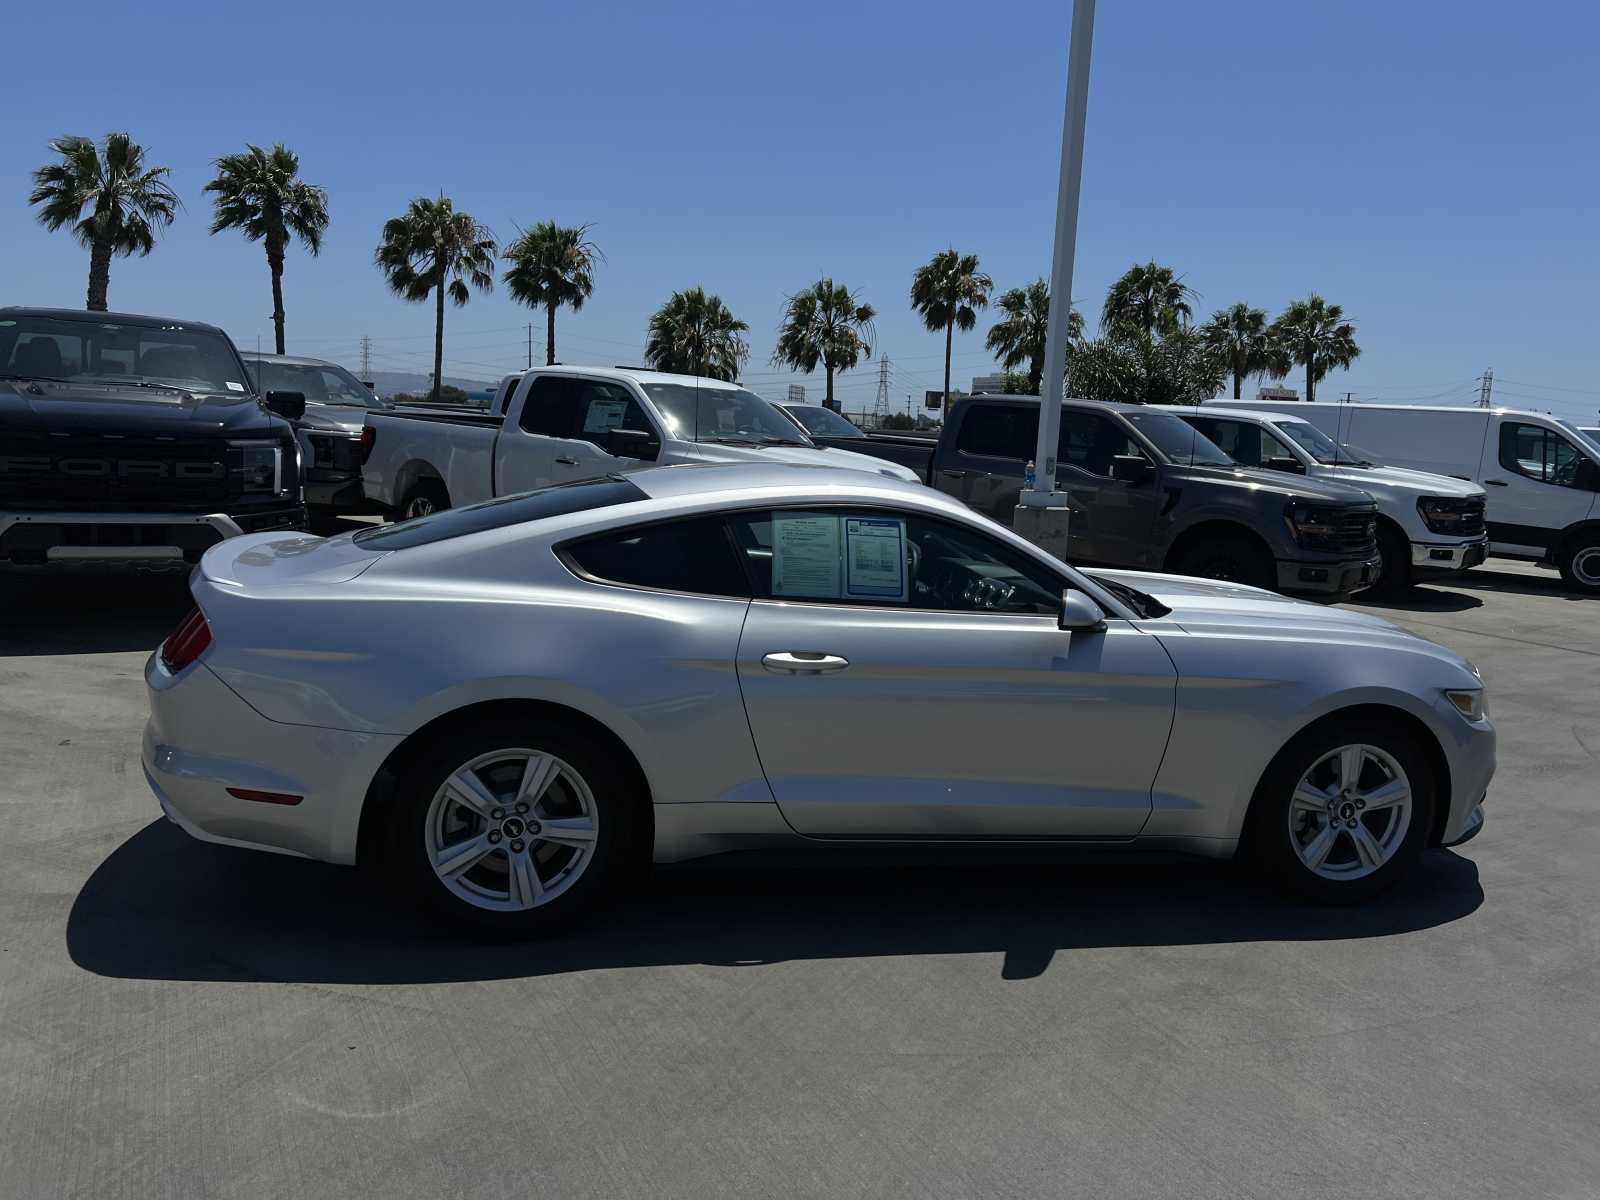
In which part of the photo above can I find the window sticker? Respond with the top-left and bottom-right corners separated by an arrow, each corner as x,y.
225,381 -> 244,391
844,517 -> 907,601
771,512 -> 842,598
582,397 -> 629,433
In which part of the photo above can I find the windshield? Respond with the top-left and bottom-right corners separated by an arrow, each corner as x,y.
0,313 -> 251,396
252,359 -> 386,408
1275,420 -> 1378,466
643,383 -> 812,446
784,404 -> 865,438
1122,409 -> 1234,466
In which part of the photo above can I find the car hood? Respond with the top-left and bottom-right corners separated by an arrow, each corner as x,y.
1318,464 -> 1484,499
686,441 -> 922,482
0,379 -> 280,437
1167,462 -> 1375,505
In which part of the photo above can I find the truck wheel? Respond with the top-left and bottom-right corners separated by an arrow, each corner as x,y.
1173,532 -> 1275,591
399,480 -> 448,522
1557,534 -> 1600,595
1364,522 -> 1413,596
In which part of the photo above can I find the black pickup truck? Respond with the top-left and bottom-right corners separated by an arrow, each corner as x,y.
0,307 -> 306,573
834,393 -> 1383,599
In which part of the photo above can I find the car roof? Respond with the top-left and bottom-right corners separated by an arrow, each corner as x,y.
622,461 -> 949,505
1155,404 -> 1311,424
0,306 -> 228,334
505,365 -> 749,391
957,393 -> 1168,416
241,351 -> 346,368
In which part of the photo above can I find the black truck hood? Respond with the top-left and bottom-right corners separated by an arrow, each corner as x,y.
0,380 -> 282,438
1168,461 -> 1376,506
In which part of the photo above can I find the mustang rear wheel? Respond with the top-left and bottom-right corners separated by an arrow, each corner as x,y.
1249,717 -> 1435,902
398,717 -> 637,935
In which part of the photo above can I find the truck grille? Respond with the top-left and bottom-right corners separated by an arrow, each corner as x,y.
1335,508 -> 1379,554
0,432 -> 231,511
1420,496 -> 1485,537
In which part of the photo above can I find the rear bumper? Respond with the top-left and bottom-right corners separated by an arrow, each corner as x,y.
1276,554 -> 1381,598
142,653 -> 401,864
1412,536 -> 1488,576
0,506 -> 305,572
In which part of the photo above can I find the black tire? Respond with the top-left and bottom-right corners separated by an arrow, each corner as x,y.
1246,716 -> 1436,904
1172,531 -> 1276,591
1557,534 -> 1600,595
396,716 -> 642,937
1364,521 -> 1413,596
398,480 -> 448,523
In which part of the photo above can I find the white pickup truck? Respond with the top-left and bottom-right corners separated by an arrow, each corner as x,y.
362,366 -> 923,520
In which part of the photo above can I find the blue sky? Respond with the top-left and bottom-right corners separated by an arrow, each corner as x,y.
5,0 -> 1597,423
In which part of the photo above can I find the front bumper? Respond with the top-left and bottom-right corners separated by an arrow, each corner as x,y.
1276,554 -> 1381,598
1431,693 -> 1495,847
143,653 -> 401,864
1412,536 -> 1489,576
0,506 -> 305,572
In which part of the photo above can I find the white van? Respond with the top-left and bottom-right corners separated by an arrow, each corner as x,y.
1159,405 -> 1487,593
1204,400 -> 1600,592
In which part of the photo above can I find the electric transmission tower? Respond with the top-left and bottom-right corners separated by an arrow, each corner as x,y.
360,335 -> 372,378
873,357 -> 891,423
1478,368 -> 1494,408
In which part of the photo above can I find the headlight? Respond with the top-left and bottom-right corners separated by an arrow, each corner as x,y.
1418,496 -> 1484,535
229,440 -> 283,495
1445,687 -> 1488,722
1284,501 -> 1347,551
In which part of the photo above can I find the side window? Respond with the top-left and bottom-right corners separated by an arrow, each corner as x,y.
1183,417 -> 1252,464
956,404 -> 1036,460
1059,411 -> 1142,476
519,376 -> 581,436
563,516 -> 749,597
726,509 -> 1063,615
572,381 -> 655,450
1500,423 -> 1586,487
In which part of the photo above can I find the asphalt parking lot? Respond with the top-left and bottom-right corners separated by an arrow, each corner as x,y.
1,559 -> 1596,1199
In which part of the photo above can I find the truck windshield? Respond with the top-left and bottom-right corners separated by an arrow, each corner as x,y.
1122,409 -> 1234,466
0,313 -> 250,397
251,359 -> 386,408
643,383 -> 812,447
1275,421 -> 1378,466
783,405 -> 865,438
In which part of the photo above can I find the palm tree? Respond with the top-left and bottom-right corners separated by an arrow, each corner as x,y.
644,287 -> 749,382
771,278 -> 876,411
984,278 -> 1084,394
910,249 -> 991,409
374,196 -> 496,403
1101,261 -> 1195,339
1066,328 -> 1226,406
1271,295 -> 1361,403
205,144 -> 329,355
28,133 -> 178,312
502,221 -> 602,365
1199,302 -> 1275,400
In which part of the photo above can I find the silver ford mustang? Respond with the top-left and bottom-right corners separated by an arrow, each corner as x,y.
143,463 -> 1493,934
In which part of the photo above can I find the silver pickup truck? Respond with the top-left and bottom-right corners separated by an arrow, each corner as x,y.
362,366 -> 921,520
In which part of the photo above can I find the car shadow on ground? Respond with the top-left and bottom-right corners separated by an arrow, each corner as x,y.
1348,586 -> 1483,614
68,821 -> 1484,985
1449,565 -> 1592,601
0,576 -> 192,656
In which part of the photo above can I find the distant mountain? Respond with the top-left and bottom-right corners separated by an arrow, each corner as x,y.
365,370 -> 495,398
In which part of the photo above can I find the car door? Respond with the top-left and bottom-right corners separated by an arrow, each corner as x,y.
1056,410 -> 1163,567
496,376 -> 659,494
729,507 -> 1177,838
1480,419 -> 1599,552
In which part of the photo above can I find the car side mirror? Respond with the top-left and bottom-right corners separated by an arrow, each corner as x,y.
264,390 -> 306,421
1109,454 -> 1153,484
605,426 -> 661,462
1058,587 -> 1106,633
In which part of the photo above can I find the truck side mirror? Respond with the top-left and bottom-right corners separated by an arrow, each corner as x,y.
1109,454 -> 1153,484
1575,458 -> 1600,492
264,390 -> 306,421
1058,588 -> 1107,633
605,426 -> 661,462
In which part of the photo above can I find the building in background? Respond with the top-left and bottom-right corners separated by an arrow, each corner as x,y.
1258,385 -> 1299,402
787,384 -> 805,404
971,374 -> 1008,395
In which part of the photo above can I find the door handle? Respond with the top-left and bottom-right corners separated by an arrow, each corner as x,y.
940,469 -> 967,479
555,456 -> 580,466
1484,479 -> 1508,486
762,651 -> 850,674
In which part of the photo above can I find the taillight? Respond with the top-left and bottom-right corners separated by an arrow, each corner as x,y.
359,425 -> 376,464
159,607 -> 212,673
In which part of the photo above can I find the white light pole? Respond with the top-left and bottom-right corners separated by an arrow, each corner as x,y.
1018,0 -> 1095,532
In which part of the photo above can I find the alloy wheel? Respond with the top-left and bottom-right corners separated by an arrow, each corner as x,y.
405,495 -> 435,520
424,748 -> 600,912
1286,743 -> 1413,881
1572,545 -> 1600,588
